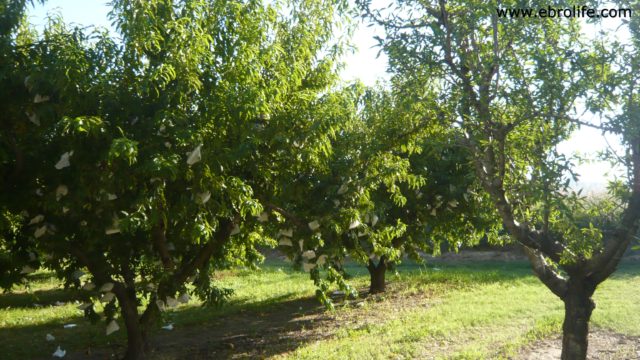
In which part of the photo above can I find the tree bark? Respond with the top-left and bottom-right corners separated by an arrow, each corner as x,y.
69,249 -> 149,359
113,285 -> 149,360
367,255 -> 387,294
560,280 -> 596,360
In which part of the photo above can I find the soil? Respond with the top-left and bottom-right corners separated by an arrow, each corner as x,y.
433,249 -> 526,262
517,330 -> 640,360
62,285 -> 428,360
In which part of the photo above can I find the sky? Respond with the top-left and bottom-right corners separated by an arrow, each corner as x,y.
28,0 -> 626,192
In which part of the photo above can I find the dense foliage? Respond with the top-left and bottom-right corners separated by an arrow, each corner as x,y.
1,0 -> 357,358
268,85 -> 500,295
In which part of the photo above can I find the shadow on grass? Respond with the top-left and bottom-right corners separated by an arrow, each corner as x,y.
49,293 -> 333,360
0,312 -> 112,360
141,295 -> 333,360
0,288 -> 88,309
608,260 -> 640,278
0,290 -> 328,360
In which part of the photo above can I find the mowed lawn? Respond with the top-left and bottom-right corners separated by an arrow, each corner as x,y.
1,259 -> 639,359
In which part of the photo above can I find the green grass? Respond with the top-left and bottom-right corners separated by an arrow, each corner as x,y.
1,260 -> 639,359
0,263 -> 318,359
282,262 -> 640,360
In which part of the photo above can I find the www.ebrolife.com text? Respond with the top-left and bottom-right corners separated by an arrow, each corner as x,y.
496,5 -> 631,18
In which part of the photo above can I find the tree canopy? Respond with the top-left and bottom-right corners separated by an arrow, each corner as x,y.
267,84 -> 500,295
1,0 -> 357,358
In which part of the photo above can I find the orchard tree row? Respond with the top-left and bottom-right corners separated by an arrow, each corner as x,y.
1,0 -> 640,360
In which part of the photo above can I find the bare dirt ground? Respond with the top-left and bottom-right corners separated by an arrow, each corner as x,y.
433,249 -> 526,262
146,287 -> 430,360
517,330 -> 640,360
63,297 -> 328,360
61,286 -> 427,360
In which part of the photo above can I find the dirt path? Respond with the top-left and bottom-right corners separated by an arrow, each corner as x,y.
62,296 -> 330,360
151,297 -> 331,359
62,285 -> 430,360
145,287 -> 432,360
517,329 -> 640,360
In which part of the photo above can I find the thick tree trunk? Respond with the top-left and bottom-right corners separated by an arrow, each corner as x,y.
367,256 -> 387,294
115,287 -> 149,360
140,297 -> 160,334
561,281 -> 596,360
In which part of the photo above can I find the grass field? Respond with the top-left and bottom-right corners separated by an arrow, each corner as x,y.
1,259 -> 639,359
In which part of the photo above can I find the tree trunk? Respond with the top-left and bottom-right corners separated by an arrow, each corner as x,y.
561,281 -> 596,360
115,287 -> 149,360
367,256 -> 387,294
140,296 -> 160,335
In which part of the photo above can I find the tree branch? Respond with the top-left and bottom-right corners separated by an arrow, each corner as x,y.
461,136 -> 569,263
263,202 -> 308,230
152,222 -> 174,270
524,246 -> 568,298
